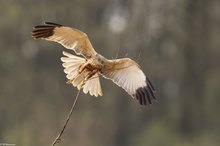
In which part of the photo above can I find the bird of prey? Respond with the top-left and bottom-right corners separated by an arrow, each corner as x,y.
32,22 -> 156,105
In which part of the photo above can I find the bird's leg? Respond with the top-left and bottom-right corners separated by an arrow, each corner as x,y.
77,69 -> 98,90
67,63 -> 94,85
77,71 -> 95,89
78,62 -> 89,74
66,79 -> 73,84
85,69 -> 98,81
67,62 -> 90,84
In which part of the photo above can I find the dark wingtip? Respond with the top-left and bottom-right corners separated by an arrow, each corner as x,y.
44,22 -> 62,27
134,77 -> 156,106
31,22 -> 62,39
147,76 -> 155,91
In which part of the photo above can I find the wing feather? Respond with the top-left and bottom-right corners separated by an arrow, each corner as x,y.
32,22 -> 97,59
102,58 -> 156,105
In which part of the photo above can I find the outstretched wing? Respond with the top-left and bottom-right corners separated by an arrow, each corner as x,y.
102,58 -> 156,105
32,22 -> 97,59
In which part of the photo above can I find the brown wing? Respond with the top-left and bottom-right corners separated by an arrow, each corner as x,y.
32,22 -> 97,59
101,58 -> 156,105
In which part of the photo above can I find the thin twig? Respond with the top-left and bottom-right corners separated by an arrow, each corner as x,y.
51,89 -> 81,146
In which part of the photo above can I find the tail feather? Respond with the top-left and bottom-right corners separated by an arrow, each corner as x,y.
83,74 -> 102,97
61,51 -> 85,81
61,51 -> 102,97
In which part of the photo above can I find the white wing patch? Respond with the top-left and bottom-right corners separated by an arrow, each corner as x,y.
102,58 -> 156,105
103,65 -> 146,97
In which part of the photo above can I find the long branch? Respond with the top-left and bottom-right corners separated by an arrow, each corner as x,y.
51,89 -> 81,146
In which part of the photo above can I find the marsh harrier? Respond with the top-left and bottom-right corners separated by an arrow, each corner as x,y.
32,22 -> 156,105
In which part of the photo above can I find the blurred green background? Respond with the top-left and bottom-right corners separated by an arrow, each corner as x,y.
0,0 -> 220,146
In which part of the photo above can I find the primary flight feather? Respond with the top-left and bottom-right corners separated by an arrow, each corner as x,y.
32,22 -> 156,105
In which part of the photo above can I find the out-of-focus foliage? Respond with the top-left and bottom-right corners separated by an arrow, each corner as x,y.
0,0 -> 220,146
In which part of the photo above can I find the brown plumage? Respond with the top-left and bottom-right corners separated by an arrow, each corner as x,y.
32,22 -> 156,105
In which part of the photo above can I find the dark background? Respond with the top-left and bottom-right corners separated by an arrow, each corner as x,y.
0,0 -> 220,146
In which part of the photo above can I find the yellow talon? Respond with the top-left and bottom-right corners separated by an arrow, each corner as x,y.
78,62 -> 89,73
66,79 -> 73,84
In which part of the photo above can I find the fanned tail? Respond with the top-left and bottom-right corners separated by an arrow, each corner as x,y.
61,51 -> 86,88
61,51 -> 102,97
83,73 -> 103,97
